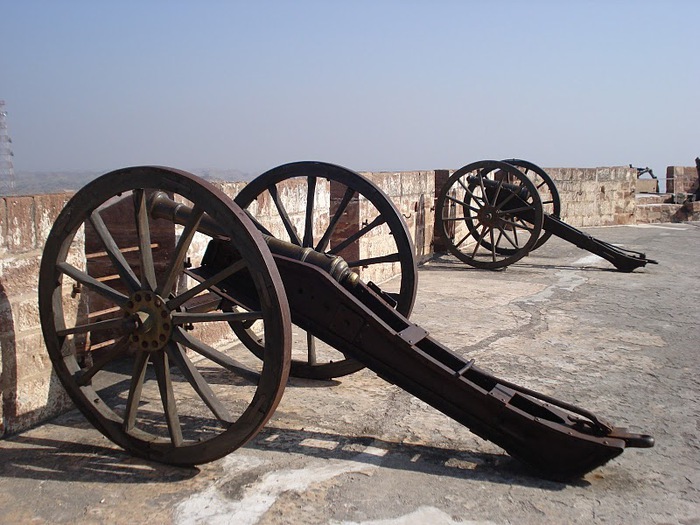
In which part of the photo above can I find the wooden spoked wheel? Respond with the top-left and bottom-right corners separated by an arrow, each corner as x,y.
39,166 -> 291,465
501,158 -> 561,252
234,161 -> 418,379
436,160 -> 544,269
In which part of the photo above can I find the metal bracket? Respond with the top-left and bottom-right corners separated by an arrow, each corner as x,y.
398,324 -> 428,345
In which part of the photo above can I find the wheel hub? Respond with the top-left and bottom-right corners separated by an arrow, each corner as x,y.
123,291 -> 172,351
477,205 -> 500,227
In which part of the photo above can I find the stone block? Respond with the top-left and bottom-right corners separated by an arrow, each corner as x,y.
5,196 -> 36,253
3,370 -> 72,435
0,198 -> 6,255
401,171 -> 430,195
34,193 -> 73,247
9,294 -> 41,333
0,291 -> 13,335
0,252 -> 42,295
363,172 -> 401,200
217,181 -> 247,201
636,179 -> 659,193
0,328 -> 69,435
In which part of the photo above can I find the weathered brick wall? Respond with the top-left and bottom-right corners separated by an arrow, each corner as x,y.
358,171 -> 435,284
666,166 -> 699,195
544,166 -> 637,226
0,193 -> 75,435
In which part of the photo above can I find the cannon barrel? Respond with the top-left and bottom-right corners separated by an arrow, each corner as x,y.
148,190 -> 360,285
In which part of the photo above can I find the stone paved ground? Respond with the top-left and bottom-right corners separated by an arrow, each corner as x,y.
0,223 -> 698,525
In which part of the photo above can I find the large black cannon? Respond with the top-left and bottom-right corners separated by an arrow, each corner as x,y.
436,160 -> 658,271
39,163 -> 653,479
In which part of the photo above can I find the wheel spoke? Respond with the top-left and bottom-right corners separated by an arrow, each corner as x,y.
454,231 -> 472,249
489,227 -> 496,262
123,350 -> 150,432
477,173 -> 490,206
315,186 -> 356,252
471,224 -> 488,258
57,316 -> 135,337
494,183 -> 523,212
459,179 -> 485,207
57,262 -> 129,307
171,311 -> 263,325
158,204 -> 205,298
89,210 -> 141,293
303,176 -> 317,247
494,226 -> 505,249
457,177 -> 484,208
445,194 -> 480,214
244,210 -> 273,236
307,332 -> 317,366
346,252 -> 401,268
167,260 -> 247,311
268,184 -> 302,245
511,219 -> 521,247
328,215 -> 386,255
165,341 -> 234,424
496,223 -> 519,249
133,189 -> 158,291
152,350 -> 184,447
76,336 -> 131,386
492,178 -> 505,206
172,328 -> 257,374
501,217 -> 536,233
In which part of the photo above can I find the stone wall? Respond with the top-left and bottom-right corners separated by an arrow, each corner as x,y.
0,193 -> 75,435
361,170 -> 435,263
666,165 -> 699,195
545,166 -> 637,227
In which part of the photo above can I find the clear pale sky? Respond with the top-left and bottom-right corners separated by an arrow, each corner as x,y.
1,1 -> 698,178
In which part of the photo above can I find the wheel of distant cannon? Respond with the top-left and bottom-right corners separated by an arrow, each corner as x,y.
459,159 -> 560,256
501,158 -> 560,251
435,160 -> 544,269
39,166 -> 291,466
234,161 -> 418,379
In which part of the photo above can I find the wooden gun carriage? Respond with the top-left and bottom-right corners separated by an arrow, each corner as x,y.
39,162 -> 653,479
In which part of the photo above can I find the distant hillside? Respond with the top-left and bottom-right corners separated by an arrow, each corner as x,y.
7,168 -> 255,196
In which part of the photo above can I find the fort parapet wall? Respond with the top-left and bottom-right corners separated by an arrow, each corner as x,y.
0,164 -> 693,435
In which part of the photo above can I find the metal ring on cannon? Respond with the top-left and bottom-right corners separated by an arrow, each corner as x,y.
39,166 -> 291,465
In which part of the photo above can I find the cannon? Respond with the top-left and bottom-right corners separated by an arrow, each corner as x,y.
435,160 -> 658,271
39,163 -> 653,478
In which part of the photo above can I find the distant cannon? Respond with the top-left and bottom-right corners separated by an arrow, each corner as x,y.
436,159 -> 658,271
39,162 -> 653,478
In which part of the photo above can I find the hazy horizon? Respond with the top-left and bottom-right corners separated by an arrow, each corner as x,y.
2,1 -> 698,183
